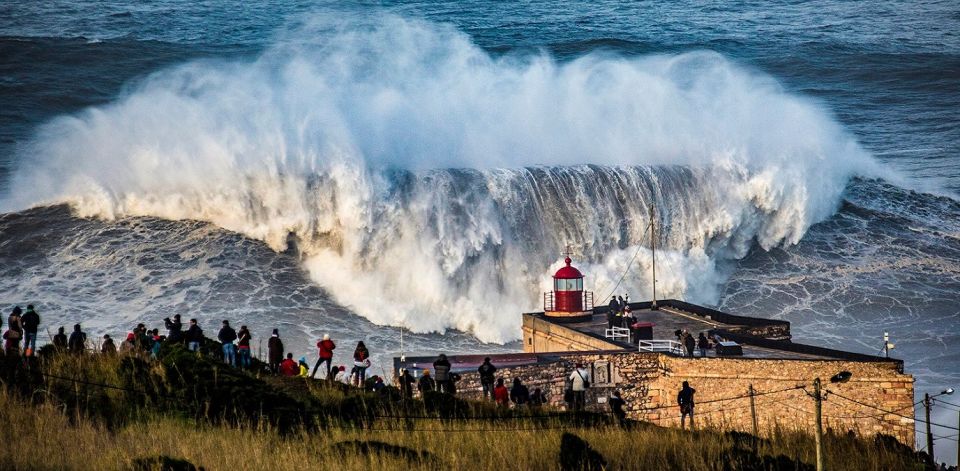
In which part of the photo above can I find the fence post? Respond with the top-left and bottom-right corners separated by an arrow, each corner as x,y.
814,378 -> 824,471
749,384 -> 758,438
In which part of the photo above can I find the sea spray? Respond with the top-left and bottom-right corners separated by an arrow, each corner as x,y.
3,17 -> 878,342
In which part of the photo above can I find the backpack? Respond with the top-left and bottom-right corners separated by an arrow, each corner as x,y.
576,369 -> 590,389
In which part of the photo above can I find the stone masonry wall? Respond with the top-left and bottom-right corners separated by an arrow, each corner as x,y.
455,352 -> 914,446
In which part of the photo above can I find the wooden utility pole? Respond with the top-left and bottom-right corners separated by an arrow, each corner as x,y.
749,384 -> 759,438
925,393 -> 934,464
649,204 -> 658,310
814,378 -> 824,471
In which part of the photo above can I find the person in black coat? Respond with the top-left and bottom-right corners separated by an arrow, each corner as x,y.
185,319 -> 203,352
20,305 -> 40,356
267,329 -> 284,374
607,296 -> 620,329
683,331 -> 696,358
52,326 -> 67,351
433,354 -> 452,394
609,390 -> 627,426
68,324 -> 86,354
478,357 -> 497,400
510,378 -> 530,407
398,369 -> 416,399
678,381 -> 696,430
164,315 -> 183,343
218,320 -> 237,366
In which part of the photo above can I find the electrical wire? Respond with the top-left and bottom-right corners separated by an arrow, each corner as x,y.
828,390 -> 960,432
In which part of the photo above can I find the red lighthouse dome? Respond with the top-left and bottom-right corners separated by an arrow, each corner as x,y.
544,255 -> 594,322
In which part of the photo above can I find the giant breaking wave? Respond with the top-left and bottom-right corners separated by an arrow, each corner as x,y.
2,17 -> 881,343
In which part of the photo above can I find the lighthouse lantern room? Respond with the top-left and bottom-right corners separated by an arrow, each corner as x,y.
544,254 -> 594,322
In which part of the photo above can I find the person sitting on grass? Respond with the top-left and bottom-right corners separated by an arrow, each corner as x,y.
298,357 -> 310,377
279,353 -> 298,377
494,378 -> 510,407
334,365 -> 348,383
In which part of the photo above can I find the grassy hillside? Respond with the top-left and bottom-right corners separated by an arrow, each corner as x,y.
0,344 -> 929,471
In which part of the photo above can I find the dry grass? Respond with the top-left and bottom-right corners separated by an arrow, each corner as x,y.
0,387 -> 923,471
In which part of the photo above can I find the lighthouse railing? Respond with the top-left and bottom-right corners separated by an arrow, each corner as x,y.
543,292 -> 555,312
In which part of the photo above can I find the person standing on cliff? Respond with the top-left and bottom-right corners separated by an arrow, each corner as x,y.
68,324 -> 87,354
418,369 -> 436,396
568,363 -> 591,412
4,306 -> 23,355
433,354 -> 452,394
218,320 -> 237,366
312,334 -> 336,379
478,357 -> 497,400
398,368 -> 416,399
236,325 -> 252,368
352,341 -> 370,386
267,329 -> 283,374
609,390 -> 627,426
164,314 -> 183,344
677,381 -> 696,430
20,305 -> 40,356
185,319 -> 203,352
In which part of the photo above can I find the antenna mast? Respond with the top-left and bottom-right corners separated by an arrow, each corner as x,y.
650,204 -> 658,310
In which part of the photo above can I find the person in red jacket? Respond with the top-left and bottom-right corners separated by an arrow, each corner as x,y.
279,353 -> 298,377
311,334 -> 336,379
494,377 -> 509,407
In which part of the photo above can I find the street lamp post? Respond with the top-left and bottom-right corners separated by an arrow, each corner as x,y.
923,388 -> 955,465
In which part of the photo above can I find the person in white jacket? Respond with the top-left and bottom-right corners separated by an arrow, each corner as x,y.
568,364 -> 591,412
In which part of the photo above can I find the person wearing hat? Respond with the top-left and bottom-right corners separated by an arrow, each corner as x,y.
298,357 -> 310,377
417,369 -> 435,396
267,328 -> 284,374
312,334 -> 336,380
119,332 -> 136,353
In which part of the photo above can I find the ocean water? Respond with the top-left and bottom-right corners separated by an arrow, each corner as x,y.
1,0 -> 958,457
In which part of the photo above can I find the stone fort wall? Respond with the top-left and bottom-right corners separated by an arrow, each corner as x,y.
455,351 -> 915,446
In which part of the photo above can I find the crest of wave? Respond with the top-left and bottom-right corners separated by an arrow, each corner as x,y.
4,16 -> 879,343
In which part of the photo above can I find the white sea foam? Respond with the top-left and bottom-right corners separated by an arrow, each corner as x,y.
3,17 -> 881,342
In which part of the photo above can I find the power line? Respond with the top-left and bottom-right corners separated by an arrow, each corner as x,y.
598,221 -> 651,302
828,390 -> 960,432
